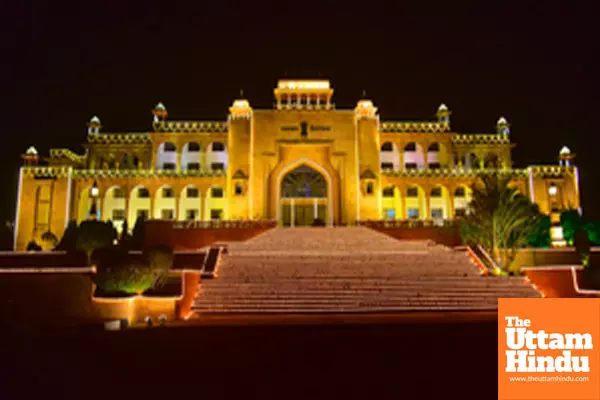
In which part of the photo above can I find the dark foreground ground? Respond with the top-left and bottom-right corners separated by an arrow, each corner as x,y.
1,314 -> 498,399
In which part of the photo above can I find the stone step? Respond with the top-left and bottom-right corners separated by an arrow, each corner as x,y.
195,291 -> 538,300
192,296 -> 531,307
191,304 -> 500,313
201,275 -> 526,282
198,283 -> 537,292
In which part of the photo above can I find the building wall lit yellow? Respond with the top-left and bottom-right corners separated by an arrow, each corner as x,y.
13,80 -> 581,250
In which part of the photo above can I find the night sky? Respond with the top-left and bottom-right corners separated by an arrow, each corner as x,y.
0,2 -> 597,226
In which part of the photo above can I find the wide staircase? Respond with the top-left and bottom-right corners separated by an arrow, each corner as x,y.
191,227 -> 540,315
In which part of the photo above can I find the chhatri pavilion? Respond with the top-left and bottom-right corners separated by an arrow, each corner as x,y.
13,79 -> 580,250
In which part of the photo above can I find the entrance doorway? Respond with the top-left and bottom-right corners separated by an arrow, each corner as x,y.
280,164 -> 328,227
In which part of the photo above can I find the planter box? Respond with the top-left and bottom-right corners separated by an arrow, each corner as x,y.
521,266 -> 600,298
92,285 -> 179,325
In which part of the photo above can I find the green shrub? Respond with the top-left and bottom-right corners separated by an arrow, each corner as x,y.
41,231 -> 58,250
144,245 -> 174,288
77,220 -> 115,264
92,245 -> 174,295
55,220 -> 78,252
92,247 -> 155,294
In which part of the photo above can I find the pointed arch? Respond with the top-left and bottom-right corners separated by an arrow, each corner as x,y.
275,157 -> 334,226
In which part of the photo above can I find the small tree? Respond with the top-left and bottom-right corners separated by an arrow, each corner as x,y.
560,209 -> 583,246
118,219 -> 132,249
131,215 -> 146,250
55,220 -> 78,252
106,220 -> 118,242
574,228 -> 591,268
41,231 -> 58,250
26,240 -> 42,252
583,220 -> 600,246
527,215 -> 551,248
76,220 -> 115,264
459,174 -> 542,272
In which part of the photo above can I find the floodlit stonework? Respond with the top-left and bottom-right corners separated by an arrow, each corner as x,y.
14,79 -> 580,250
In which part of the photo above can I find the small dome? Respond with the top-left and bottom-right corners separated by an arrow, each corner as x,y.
438,103 -> 448,111
155,102 -> 166,110
90,115 -> 101,124
560,146 -> 571,155
232,99 -> 250,108
497,116 -> 508,125
26,146 -> 38,155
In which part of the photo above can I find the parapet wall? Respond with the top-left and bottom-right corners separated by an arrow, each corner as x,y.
144,220 -> 277,250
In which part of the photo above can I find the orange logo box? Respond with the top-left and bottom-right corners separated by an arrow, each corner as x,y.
498,298 -> 600,400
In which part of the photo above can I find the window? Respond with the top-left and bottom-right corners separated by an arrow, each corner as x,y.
112,209 -> 126,221
428,163 -> 441,169
430,187 -> 442,197
431,208 -> 444,219
454,187 -> 466,197
112,188 -> 125,198
163,142 -> 176,152
382,187 -> 395,197
427,142 -> 440,152
185,209 -> 198,220
381,162 -> 394,170
404,142 -> 416,152
186,187 -> 199,198
35,185 -> 51,231
404,162 -> 417,169
366,182 -> 374,195
138,188 -> 150,198
161,209 -> 174,220
211,162 -> 225,171
162,162 -> 176,170
187,162 -> 200,170
211,142 -> 225,152
407,187 -> 419,197
187,142 -> 200,152
454,208 -> 466,218
211,187 -> 224,198
381,142 -> 393,152
383,208 -> 395,220
136,209 -> 149,219
235,183 -> 243,196
407,208 -> 420,219
162,187 -> 174,198
210,209 -> 223,220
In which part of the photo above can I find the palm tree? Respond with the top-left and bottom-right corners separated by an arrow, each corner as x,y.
460,174 -> 543,273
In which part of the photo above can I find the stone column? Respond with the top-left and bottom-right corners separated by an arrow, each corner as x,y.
314,198 -> 318,218
291,199 -> 295,228
398,144 -> 404,170
448,193 -> 455,219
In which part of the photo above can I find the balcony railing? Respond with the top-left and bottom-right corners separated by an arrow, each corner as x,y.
357,219 -> 458,228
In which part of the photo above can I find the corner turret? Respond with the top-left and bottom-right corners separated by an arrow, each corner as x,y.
496,116 -> 510,136
22,146 -> 39,165
559,146 -> 575,166
436,103 -> 451,125
153,102 -> 168,123
88,116 -> 101,134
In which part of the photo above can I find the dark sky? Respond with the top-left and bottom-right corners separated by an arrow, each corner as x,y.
0,1 -> 597,223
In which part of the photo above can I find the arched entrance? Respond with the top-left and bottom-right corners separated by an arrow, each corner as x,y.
280,164 -> 328,226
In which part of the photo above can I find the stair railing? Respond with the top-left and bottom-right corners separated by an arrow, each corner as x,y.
476,245 -> 502,276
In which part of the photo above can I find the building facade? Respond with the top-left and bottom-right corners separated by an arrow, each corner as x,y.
14,79 -> 580,250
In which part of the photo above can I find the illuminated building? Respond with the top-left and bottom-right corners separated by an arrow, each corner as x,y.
13,79 -> 581,250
